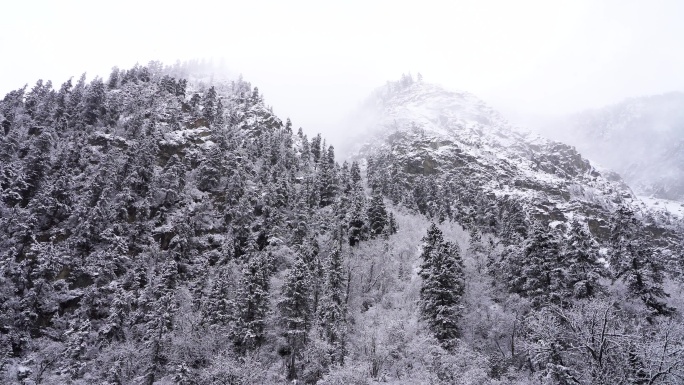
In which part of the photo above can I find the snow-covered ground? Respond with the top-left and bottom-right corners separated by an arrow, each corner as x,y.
637,195 -> 684,218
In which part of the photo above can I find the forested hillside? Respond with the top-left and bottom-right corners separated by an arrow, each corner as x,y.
1,63 -> 683,384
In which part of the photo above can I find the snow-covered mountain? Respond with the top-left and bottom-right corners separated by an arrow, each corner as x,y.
350,77 -> 682,244
534,92 -> 684,201
3,64 -> 684,385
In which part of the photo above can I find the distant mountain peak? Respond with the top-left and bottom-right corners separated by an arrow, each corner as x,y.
351,77 -> 657,241
538,92 -> 684,201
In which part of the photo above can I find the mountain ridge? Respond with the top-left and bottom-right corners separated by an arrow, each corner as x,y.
1,64 -> 683,384
353,78 -> 646,235
532,91 -> 684,201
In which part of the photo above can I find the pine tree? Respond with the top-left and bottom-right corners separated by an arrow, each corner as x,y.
412,178 -> 430,216
230,256 -> 271,354
53,78 -> 72,129
499,200 -> 528,245
176,78 -> 187,97
278,255 -> 312,380
202,86 -> 217,124
25,79 -> 55,126
367,190 -> 389,238
214,98 -> 225,127
66,73 -> 86,129
347,185 -> 368,247
609,206 -> 674,317
107,66 -> 120,89
251,86 -> 261,104
319,146 -> 337,207
420,223 -> 444,272
189,93 -> 201,113
386,212 -> 398,235
82,77 -> 106,126
506,223 -> 565,307
197,146 -> 223,192
418,224 -> 465,349
562,220 -> 606,299
319,243 -> 347,364
311,134 -> 322,164
350,161 -> 362,185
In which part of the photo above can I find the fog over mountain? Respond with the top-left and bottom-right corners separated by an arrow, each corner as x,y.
3,1 -> 684,143
528,92 -> 684,202
2,1 -> 684,384
1,60 -> 683,385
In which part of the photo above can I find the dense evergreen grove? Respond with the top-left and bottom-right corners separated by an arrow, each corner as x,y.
0,63 -> 683,384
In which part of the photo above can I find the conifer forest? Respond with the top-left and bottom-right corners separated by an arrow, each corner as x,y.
1,61 -> 684,385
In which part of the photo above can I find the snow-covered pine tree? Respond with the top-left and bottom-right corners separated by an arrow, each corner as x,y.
65,74 -> 87,129
367,190 -> 388,238
82,77 -> 106,126
609,206 -> 674,317
418,224 -> 465,349
311,134 -> 322,164
318,243 -> 347,364
419,223 -> 444,272
499,200 -> 528,246
279,255 -> 313,380
319,145 -> 337,207
202,85 -> 217,124
230,256 -> 271,354
506,223 -> 565,307
347,185 -> 368,247
349,160 -> 362,185
562,219 -> 606,299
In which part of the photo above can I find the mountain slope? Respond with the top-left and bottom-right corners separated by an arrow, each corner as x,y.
0,63 -> 382,384
1,66 -> 684,385
535,92 -> 684,201
353,77 -> 649,242
345,76 -> 684,383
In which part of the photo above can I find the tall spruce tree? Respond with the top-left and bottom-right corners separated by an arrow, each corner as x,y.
202,85 -> 217,124
350,161 -> 362,185
418,224 -> 465,349
420,223 -> 444,271
319,243 -> 347,364
230,256 -> 271,354
82,77 -> 106,126
319,145 -> 337,207
367,190 -> 389,238
347,185 -> 368,246
506,223 -> 565,307
562,220 -> 606,299
609,206 -> 674,317
279,255 -> 313,380
311,134 -> 322,164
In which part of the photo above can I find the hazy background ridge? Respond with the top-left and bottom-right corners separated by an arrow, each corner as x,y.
2,0 -> 684,139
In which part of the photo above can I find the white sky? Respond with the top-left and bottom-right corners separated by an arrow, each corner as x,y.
2,0 -> 683,138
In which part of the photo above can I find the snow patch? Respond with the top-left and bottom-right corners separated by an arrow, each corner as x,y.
638,195 -> 684,218
161,127 -> 211,145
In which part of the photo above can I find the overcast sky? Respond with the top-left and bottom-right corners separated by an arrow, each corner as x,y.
2,0 -> 683,137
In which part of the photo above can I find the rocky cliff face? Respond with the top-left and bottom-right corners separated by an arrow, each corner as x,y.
352,78 -> 680,245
